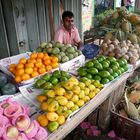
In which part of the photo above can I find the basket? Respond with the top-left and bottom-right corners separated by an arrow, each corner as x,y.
80,44 -> 100,59
111,104 -> 140,140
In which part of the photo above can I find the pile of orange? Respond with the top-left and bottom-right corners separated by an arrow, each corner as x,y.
9,52 -> 59,83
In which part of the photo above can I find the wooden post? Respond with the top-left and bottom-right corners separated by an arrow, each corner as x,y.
48,0 -> 55,41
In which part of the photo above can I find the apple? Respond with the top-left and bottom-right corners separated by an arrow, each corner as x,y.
71,105 -> 79,112
78,90 -> 85,99
47,122 -> 59,132
66,101 -> 74,109
57,115 -> 65,125
56,106 -> 67,115
78,82 -> 86,90
55,96 -> 68,106
46,112 -> 58,121
76,100 -> 85,107
71,95 -> 79,103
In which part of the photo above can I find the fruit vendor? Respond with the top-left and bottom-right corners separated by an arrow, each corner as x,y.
54,11 -> 82,49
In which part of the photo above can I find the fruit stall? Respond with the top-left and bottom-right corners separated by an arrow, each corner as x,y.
0,1 -> 140,140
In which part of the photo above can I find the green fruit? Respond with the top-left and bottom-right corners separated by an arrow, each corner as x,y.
40,42 -> 47,48
47,47 -> 53,54
112,72 -> 118,78
78,67 -> 87,72
67,53 -> 74,60
73,52 -> 79,57
97,55 -> 106,60
111,65 -> 119,72
123,65 -> 128,71
62,56 -> 69,63
92,59 -> 99,64
66,47 -> 75,53
119,67 -> 125,73
77,50 -> 82,55
106,68 -> 113,74
116,69 -> 122,75
42,73 -> 51,81
117,59 -> 125,67
85,74 -> 92,79
55,54 -> 61,62
101,78 -> 110,84
60,47 -> 67,52
101,61 -> 109,68
47,122 -> 59,132
78,69 -> 87,76
60,76 -> 68,82
52,70 -> 61,78
80,77 -> 89,82
107,75 -> 114,81
97,56 -> 104,62
52,48 -> 60,54
85,61 -> 94,68
49,77 -> 58,85
94,63 -> 103,70
60,52 -> 66,57
110,61 -> 120,67
61,71 -> 69,77
55,42 -> 63,48
107,57 -> 116,62
119,58 -> 127,65
99,71 -> 110,78
35,79 -> 46,88
87,68 -> 98,75
42,82 -> 53,90
93,75 -> 101,81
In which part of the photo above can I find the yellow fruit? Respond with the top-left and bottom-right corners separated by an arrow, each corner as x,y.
47,100 -> 59,112
25,63 -> 34,68
46,112 -> 58,121
55,96 -> 68,106
25,67 -> 33,74
40,102 -> 48,111
31,71 -> 39,77
19,58 -> 27,64
57,115 -> 65,125
46,90 -> 55,98
21,74 -> 30,81
16,63 -> 24,69
88,92 -> 96,99
15,75 -> 22,83
16,68 -> 24,76
30,53 -> 37,59
36,95 -> 47,103
76,100 -> 84,107
55,87 -> 65,96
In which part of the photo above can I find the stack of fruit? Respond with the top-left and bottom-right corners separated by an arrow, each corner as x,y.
78,55 -> 128,84
34,70 -> 71,90
36,77 -> 103,132
8,52 -> 59,83
36,42 -> 82,63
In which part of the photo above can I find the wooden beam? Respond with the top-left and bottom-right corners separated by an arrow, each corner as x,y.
48,0 -> 55,40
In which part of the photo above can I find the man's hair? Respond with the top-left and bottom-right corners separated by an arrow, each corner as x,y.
62,11 -> 74,21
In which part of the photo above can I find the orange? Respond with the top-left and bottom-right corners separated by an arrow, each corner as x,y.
25,67 -> 33,74
40,102 -> 48,111
51,62 -> 59,69
44,53 -> 49,57
27,58 -> 36,64
15,75 -> 22,83
33,67 -> 38,71
51,56 -> 59,62
25,63 -> 34,68
21,74 -> 30,81
44,59 -> 51,65
19,58 -> 27,64
16,63 -> 24,69
30,52 -> 37,59
36,95 -> 47,103
9,67 -> 15,73
43,56 -> 50,61
38,67 -> 46,74
36,59 -> 42,63
37,114 -> 48,127
42,64 -> 45,68
9,64 -> 16,68
35,62 -> 43,68
16,68 -> 24,76
46,65 -> 52,71
31,71 -> 39,77
37,52 -> 44,59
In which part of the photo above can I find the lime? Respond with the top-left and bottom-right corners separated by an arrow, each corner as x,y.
110,61 -> 120,67
111,65 -> 119,72
101,61 -> 109,69
49,77 -> 58,85
101,78 -> 110,84
59,76 -> 68,82
93,75 -> 101,81
87,68 -> 98,75
119,58 -> 127,65
52,70 -> 61,78
35,79 -> 46,88
112,72 -> 118,78
119,67 -> 125,73
61,71 -> 69,77
80,77 -> 89,82
85,61 -> 94,68
106,68 -> 113,74
107,57 -> 116,62
97,56 -> 105,62
78,69 -> 87,76
42,73 -> 51,81
116,69 -> 122,75
94,63 -> 103,70
117,59 -> 125,67
99,71 -> 110,78
92,59 -> 99,64
85,74 -> 93,79
108,75 -> 114,81
123,65 -> 128,71
43,82 -> 53,89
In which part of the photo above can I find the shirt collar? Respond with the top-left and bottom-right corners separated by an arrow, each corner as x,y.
61,25 -> 75,33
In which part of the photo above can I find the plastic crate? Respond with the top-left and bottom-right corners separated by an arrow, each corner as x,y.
111,104 -> 140,140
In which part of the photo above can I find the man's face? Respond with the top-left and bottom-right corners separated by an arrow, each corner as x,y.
63,17 -> 74,31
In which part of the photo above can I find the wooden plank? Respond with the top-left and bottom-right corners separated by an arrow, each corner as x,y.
47,71 -> 133,140
1,0 -> 19,56
23,0 -> 40,50
0,0 -> 10,59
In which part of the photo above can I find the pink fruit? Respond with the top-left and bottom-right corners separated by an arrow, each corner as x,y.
0,114 -> 9,125
17,133 -> 29,140
0,122 -> 5,137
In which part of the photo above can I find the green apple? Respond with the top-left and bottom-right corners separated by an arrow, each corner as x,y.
63,110 -> 73,118
76,100 -> 85,107
47,122 -> 59,132
55,96 -> 68,106
71,95 -> 79,103
88,92 -> 96,99
66,101 -> 75,109
72,85 -> 81,95
82,96 -> 90,102
78,82 -> 86,90
71,105 -> 79,112
88,84 -> 96,91
84,88 -> 90,95
64,91 -> 74,100
78,90 -> 85,99
56,106 -> 67,115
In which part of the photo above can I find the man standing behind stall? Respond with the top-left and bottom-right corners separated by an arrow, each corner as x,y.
54,11 -> 82,49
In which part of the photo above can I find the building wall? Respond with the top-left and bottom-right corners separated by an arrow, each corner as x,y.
0,0 -> 82,59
